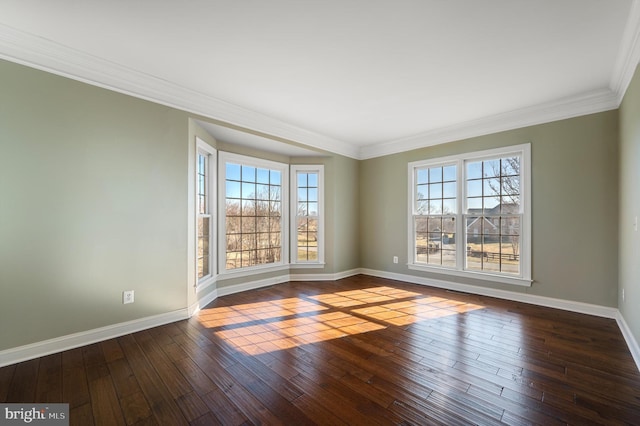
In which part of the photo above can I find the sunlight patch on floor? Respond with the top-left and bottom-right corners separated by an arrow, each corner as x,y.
199,286 -> 485,355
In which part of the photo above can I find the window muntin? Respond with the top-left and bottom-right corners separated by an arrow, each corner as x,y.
196,139 -> 216,285
465,157 -> 521,276
220,153 -> 288,273
413,164 -> 457,268
291,166 -> 324,265
409,144 -> 531,286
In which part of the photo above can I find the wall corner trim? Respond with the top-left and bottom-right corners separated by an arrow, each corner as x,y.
0,309 -> 189,368
615,311 -> 640,373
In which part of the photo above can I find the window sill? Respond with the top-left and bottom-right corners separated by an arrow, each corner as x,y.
290,262 -> 326,269
407,264 -> 532,287
218,263 -> 290,280
195,275 -> 217,293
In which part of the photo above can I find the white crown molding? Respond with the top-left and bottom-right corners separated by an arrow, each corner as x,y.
359,89 -> 619,159
0,23 -> 359,160
0,309 -> 189,368
2,9 -> 639,162
610,0 -> 640,104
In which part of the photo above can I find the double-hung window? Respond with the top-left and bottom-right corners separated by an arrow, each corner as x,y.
196,138 -> 216,287
409,144 -> 531,286
291,165 -> 324,266
219,152 -> 289,274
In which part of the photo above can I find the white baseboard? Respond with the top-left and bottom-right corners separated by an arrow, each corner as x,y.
216,274 -> 290,297
189,287 -> 219,317
360,268 -> 619,319
289,268 -> 361,282
0,309 -> 189,368
4,268 -> 638,374
615,312 -> 640,372
361,268 -> 640,373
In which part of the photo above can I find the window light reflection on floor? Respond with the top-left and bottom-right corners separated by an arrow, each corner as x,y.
198,286 -> 485,355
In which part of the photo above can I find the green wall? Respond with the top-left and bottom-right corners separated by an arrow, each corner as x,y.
360,111 -> 619,306
0,60 -> 190,350
619,64 -> 640,345
0,55 -> 627,354
0,59 -> 360,351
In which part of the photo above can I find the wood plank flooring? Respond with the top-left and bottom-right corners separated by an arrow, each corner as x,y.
2,275 -> 640,425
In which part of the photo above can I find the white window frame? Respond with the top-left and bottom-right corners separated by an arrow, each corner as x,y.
196,138 -> 216,291
218,151 -> 289,278
290,165 -> 325,267
408,143 -> 532,287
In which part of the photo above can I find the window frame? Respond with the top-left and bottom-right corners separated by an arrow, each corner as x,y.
290,165 -> 325,267
195,138 -> 216,291
218,151 -> 289,277
408,143 -> 532,287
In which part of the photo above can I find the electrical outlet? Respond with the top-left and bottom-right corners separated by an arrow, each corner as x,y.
393,256 -> 398,264
123,290 -> 135,304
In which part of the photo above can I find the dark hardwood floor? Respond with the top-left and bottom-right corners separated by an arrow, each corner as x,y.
2,275 -> 640,425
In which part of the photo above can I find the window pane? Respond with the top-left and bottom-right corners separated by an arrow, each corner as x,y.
416,200 -> 429,214
501,175 -> 520,197
502,157 -> 520,176
467,180 -> 482,197
242,182 -> 256,199
484,178 -> 500,197
296,217 -> 318,261
308,188 -> 318,202
264,216 -> 277,232
226,199 -> 241,217
429,200 -> 442,215
242,200 -> 256,216
417,169 -> 428,184
308,173 -> 318,186
226,217 -> 241,234
270,202 -> 281,215
417,184 -> 428,200
257,168 -> 270,184
270,170 -> 281,185
226,181 -> 241,198
429,167 -> 442,183
483,160 -> 500,177
501,197 -> 520,212
443,198 -> 456,214
256,184 -> 270,200
443,165 -> 456,182
429,182 -> 442,199
443,182 -> 456,198
484,196 -> 500,211
467,197 -> 482,211
226,163 -> 241,180
197,216 -> 210,279
501,216 -> 520,235
307,202 -> 319,216
467,162 -> 482,180
242,166 -> 255,182
298,173 -> 308,187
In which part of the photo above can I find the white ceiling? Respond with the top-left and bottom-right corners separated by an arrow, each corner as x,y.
1,0 -> 638,159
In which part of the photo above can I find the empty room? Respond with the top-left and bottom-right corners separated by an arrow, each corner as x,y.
1,1 -> 640,425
